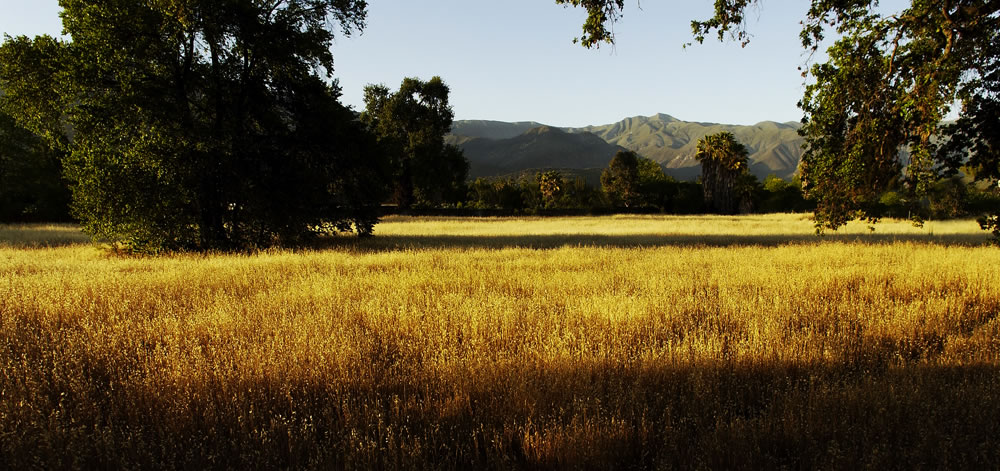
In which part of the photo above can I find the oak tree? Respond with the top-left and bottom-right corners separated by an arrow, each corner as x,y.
601,150 -> 642,207
361,77 -> 469,209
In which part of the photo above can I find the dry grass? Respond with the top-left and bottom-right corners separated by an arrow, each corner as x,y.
2,215 -> 998,469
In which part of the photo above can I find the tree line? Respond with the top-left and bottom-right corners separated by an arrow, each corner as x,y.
462,135 -> 995,219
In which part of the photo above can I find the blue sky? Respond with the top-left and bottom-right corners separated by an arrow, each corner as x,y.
0,0 -> 904,127
338,0 -> 817,126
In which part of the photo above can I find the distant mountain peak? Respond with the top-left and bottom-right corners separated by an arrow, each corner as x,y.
652,113 -> 678,122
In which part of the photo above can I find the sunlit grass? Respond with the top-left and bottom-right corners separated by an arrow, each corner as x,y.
372,213 -> 983,238
2,214 -> 998,468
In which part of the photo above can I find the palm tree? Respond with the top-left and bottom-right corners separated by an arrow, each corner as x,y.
696,132 -> 750,214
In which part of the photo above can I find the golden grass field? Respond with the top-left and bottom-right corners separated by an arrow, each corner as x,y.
2,214 -> 999,469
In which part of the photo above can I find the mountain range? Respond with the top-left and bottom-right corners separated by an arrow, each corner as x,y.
447,113 -> 805,181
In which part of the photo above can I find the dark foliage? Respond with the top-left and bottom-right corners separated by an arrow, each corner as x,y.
362,77 -> 469,209
760,175 -> 814,214
0,0 -> 384,252
0,109 -> 70,222
600,150 -> 641,208
696,131 -> 751,214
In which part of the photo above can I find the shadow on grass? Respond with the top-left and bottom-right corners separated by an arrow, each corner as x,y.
2,223 -> 992,252
319,231 -> 992,252
3,345 -> 998,469
0,224 -> 92,249
5,311 -> 999,470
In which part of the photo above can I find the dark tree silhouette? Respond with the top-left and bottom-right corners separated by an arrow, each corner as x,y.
0,0 -> 383,252
601,150 -> 641,208
0,108 -> 69,222
362,77 -> 469,209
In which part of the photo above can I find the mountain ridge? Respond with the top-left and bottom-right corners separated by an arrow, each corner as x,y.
449,114 -> 805,181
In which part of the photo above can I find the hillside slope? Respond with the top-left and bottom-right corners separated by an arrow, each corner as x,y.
450,120 -> 544,140
454,126 -> 624,178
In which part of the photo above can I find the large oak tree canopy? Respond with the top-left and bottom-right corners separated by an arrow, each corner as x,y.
558,0 -> 1000,234
0,0 -> 384,252
361,77 -> 469,209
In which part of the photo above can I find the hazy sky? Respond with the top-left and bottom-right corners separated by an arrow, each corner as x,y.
0,0 -> 907,127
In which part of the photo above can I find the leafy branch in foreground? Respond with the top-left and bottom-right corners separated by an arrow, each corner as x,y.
557,0 -> 1000,236
798,2 -> 999,232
